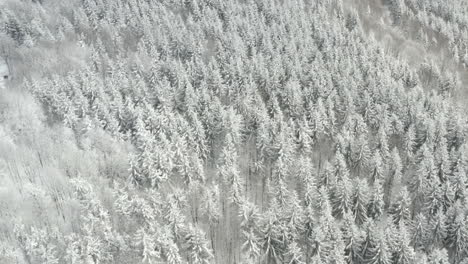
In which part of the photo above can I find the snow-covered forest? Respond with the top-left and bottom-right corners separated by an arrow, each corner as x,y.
0,0 -> 468,263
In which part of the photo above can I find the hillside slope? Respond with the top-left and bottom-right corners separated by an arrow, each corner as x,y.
0,0 -> 468,263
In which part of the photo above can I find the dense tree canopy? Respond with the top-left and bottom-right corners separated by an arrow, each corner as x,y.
0,0 -> 468,263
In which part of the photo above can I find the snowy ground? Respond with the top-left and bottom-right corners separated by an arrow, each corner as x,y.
348,0 -> 468,108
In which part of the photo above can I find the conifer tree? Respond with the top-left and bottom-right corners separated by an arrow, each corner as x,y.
367,181 -> 384,220
410,213 -> 428,250
261,210 -> 284,264
351,178 -> 369,225
369,150 -> 385,184
318,161 -> 335,189
350,135 -> 372,175
341,213 -> 364,264
285,241 -> 306,264
218,133 -> 244,204
184,225 -> 214,264
404,125 -> 416,163
393,224 -> 415,264
427,249 -> 450,264
330,173 -> 352,219
389,188 -> 411,225
367,231 -> 392,264
386,148 -> 403,207
428,210 -> 447,250
447,215 -> 468,262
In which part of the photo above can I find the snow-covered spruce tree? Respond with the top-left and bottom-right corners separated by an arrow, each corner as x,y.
239,200 -> 262,263
341,212 -> 364,264
351,178 -> 369,226
217,132 -> 244,205
389,187 -> 411,226
330,170 -> 352,219
393,223 -> 415,264
362,222 -> 392,264
446,214 -> 468,262
367,181 -> 385,220
410,213 -> 428,251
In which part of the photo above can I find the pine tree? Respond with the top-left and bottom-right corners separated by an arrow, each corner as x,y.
239,201 -> 261,251
452,164 -> 467,202
425,179 -> 445,216
187,111 -> 209,161
328,240 -> 347,264
296,156 -> 317,206
184,225 -> 214,264
14,225 -> 61,264
318,161 -> 335,189
261,210 -> 284,264
410,143 -> 435,214
312,98 -> 328,140
217,133 -> 244,204
309,226 -> 331,264
285,241 -> 305,264
389,188 -> 411,225
434,135 -> 451,183
296,117 -> 314,154
200,185 -> 221,250
365,228 -> 392,264
163,240 -> 183,264
393,224 -> 415,264
369,150 -> 385,184
341,213 -> 364,264
447,215 -> 468,262
330,172 -> 352,219
361,221 -> 377,263
350,135 -> 372,174
386,148 -> 403,206
404,125 -> 416,163
410,213 -> 427,250
241,228 -> 261,263
134,228 -> 160,263
367,181 -> 384,220
427,249 -> 450,264
334,151 -> 350,181
377,126 -> 390,159
201,185 -> 221,225
164,190 -> 187,237
351,178 -> 369,225
428,210 -> 447,250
